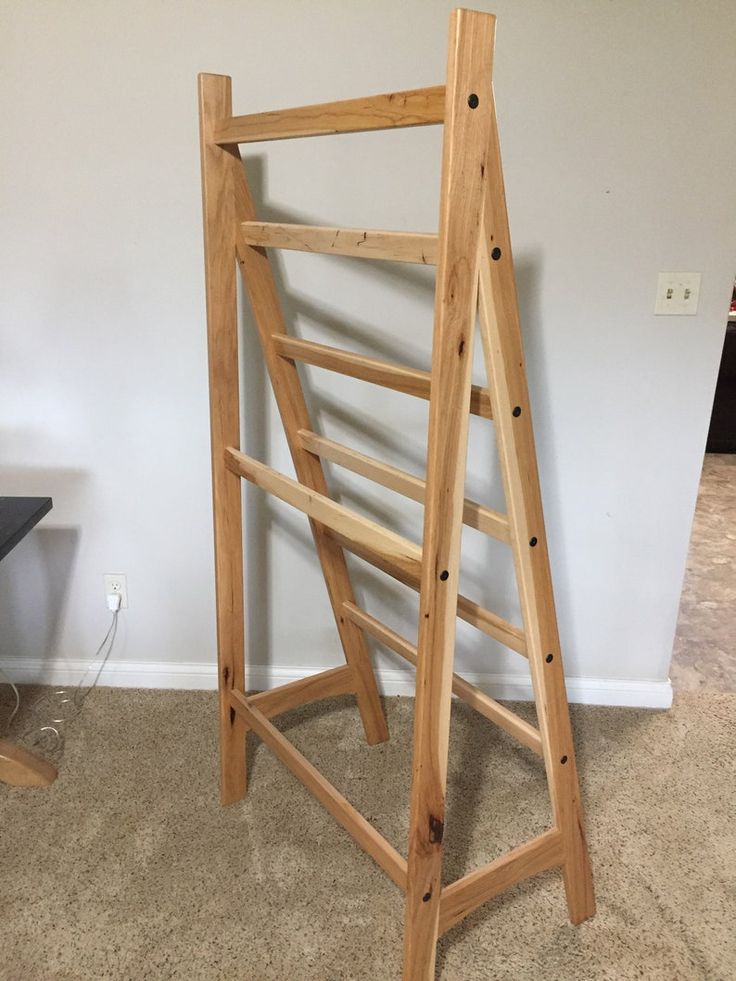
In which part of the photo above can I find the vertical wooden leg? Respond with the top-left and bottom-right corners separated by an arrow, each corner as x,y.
477,95 -> 595,923
199,73 -> 247,804
403,11 -> 497,978
229,169 -> 388,747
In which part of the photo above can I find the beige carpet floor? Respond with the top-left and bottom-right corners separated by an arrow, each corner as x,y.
1,688 -> 734,980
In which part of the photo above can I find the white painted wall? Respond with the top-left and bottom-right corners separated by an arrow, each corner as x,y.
1,0 -> 734,706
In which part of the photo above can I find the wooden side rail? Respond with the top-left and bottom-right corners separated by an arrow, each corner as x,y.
213,85 -> 446,144
342,602 -> 541,755
273,335 -> 493,419
230,692 -> 408,890
240,221 -> 438,265
438,829 -> 564,934
235,665 -> 357,722
298,429 -> 509,541
225,447 -> 422,581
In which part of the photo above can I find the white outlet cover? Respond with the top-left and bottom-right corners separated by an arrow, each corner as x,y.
654,272 -> 701,315
104,573 -> 128,608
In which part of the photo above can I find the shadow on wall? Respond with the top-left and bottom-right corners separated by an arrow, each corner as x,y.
237,155 -> 555,675
0,463 -> 84,673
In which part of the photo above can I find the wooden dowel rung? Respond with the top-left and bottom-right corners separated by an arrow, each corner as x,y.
225,447 -> 422,582
298,429 -> 508,540
231,665 -> 356,722
230,692 -> 408,890
213,85 -> 446,144
342,602 -> 541,754
240,221 -> 438,265
273,336 -> 493,420
324,528 -> 527,656
439,828 -> 564,934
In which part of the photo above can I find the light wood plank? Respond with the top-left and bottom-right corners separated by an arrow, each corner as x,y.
230,693 -> 408,890
231,162 -> 388,747
198,73 -> 247,805
323,527 -> 527,656
0,739 -> 57,787
274,335 -> 493,419
439,829 -> 564,934
214,85 -> 446,143
478,97 -> 595,925
233,665 -> 356,722
403,12 -> 497,978
342,602 -> 542,755
225,448 -> 422,582
241,221 -> 438,265
298,430 -> 509,540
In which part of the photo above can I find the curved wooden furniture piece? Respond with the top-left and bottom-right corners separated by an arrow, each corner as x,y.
0,739 -> 57,787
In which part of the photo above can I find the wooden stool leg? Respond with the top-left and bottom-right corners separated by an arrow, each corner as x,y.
403,11 -> 497,977
199,73 -> 247,804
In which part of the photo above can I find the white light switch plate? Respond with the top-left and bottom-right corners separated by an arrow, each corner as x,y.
654,272 -> 701,315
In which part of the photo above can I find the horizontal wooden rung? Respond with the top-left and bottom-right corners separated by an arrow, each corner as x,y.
298,430 -> 508,540
240,221 -> 438,265
274,336 -> 493,420
439,828 -> 564,934
225,449 -> 525,656
342,602 -> 540,754
225,448 -> 422,582
230,691 -> 408,890
324,528 -> 527,656
212,84 -> 445,144
230,665 -> 356,723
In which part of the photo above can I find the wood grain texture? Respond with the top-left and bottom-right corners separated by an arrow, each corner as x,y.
323,526 -> 526,655
229,693 -> 408,890
477,95 -> 595,924
276,336 -> 493,418
226,447 -> 422,582
403,12 -> 497,979
214,85 -> 445,143
298,430 -> 509,540
241,221 -> 438,264
0,740 -> 57,787
342,602 -> 541,755
231,165 -> 388,746
438,829 -> 564,934
233,665 -> 356,722
198,73 -> 247,805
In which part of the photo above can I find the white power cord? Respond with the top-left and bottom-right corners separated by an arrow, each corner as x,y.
0,595 -> 122,751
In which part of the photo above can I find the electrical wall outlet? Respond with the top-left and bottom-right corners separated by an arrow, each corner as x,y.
654,272 -> 701,315
104,573 -> 128,609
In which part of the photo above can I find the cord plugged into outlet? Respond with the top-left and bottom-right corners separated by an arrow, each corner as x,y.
103,573 -> 128,609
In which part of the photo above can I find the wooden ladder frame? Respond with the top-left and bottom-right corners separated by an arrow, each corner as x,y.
198,9 -> 594,978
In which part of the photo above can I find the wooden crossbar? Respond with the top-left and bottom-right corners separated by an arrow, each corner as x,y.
240,221 -> 438,265
226,445 -> 526,655
225,447 -> 422,581
439,829 -> 564,934
274,335 -> 493,419
239,665 -> 356,721
213,85 -> 446,144
325,528 -> 528,656
229,692 -> 408,889
298,429 -> 509,540
342,602 -> 542,754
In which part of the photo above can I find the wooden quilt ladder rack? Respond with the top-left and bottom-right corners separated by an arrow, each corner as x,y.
198,8 -> 594,978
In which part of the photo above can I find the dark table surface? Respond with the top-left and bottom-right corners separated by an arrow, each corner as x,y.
0,497 -> 53,563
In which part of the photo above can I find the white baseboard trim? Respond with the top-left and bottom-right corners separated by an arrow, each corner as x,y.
0,657 -> 673,709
